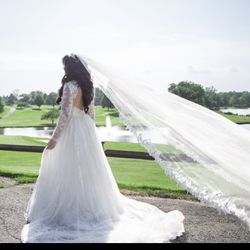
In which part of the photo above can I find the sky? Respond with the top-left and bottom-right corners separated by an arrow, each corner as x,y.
0,0 -> 250,95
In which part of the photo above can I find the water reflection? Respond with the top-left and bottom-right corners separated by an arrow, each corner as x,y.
0,127 -> 54,138
106,115 -> 112,128
220,108 -> 250,116
0,123 -> 249,143
0,126 -> 139,143
97,125 -> 138,142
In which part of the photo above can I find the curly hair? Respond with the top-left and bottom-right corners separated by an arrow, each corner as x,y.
56,54 -> 94,114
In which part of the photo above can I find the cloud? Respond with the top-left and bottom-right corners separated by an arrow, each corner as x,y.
187,65 -> 211,74
0,53 -> 61,71
85,32 -> 127,40
187,65 -> 240,75
228,66 -> 239,73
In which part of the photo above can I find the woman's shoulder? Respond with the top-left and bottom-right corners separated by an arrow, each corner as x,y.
64,80 -> 77,86
64,80 -> 79,92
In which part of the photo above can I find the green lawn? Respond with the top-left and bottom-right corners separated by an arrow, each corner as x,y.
1,105 -> 249,128
0,105 -> 123,128
0,105 -> 53,127
0,135 -> 46,146
217,111 -> 250,124
1,104 -> 248,198
95,106 -> 123,127
0,137 -> 187,196
0,106 -> 10,119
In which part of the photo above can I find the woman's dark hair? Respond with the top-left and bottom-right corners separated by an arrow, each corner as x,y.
56,54 -> 94,114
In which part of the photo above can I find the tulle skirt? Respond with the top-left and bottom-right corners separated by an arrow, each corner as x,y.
21,107 -> 185,243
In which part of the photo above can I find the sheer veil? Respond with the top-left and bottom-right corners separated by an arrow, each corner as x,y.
77,54 -> 250,229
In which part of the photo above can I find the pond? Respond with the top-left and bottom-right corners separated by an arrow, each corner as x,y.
0,116 -> 139,143
220,108 -> 250,115
0,126 -> 140,143
0,116 -> 249,143
0,125 -> 249,143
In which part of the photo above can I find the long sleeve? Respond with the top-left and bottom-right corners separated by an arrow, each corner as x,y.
50,82 -> 77,142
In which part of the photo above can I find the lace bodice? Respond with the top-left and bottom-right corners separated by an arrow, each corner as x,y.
50,81 -> 95,142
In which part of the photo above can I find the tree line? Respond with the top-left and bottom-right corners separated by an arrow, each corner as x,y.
1,91 -> 58,108
0,87 -> 114,112
168,81 -> 250,110
0,87 -> 115,125
1,81 -> 249,115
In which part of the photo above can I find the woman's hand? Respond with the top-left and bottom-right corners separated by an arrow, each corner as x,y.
46,139 -> 57,150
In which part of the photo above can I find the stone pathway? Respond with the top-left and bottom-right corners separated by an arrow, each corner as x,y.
0,184 -> 249,243
0,176 -> 16,188
2,107 -> 16,119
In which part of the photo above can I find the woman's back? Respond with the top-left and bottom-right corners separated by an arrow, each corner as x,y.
73,84 -> 84,111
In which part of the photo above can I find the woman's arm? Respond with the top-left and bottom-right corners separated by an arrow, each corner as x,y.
87,97 -> 96,122
47,81 -> 77,149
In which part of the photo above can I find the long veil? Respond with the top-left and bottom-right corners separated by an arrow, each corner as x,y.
78,54 -> 250,229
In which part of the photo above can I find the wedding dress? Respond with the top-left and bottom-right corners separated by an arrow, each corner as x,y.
21,80 -> 185,243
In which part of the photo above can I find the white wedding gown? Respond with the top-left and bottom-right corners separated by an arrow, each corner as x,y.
21,80 -> 185,243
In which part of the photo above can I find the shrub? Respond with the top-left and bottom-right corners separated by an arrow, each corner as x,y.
41,108 -> 60,125
0,97 -> 4,113
16,102 -> 30,109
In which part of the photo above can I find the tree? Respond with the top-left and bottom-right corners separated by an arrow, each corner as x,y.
34,94 -> 44,109
5,93 -> 18,105
241,92 -> 250,107
12,89 -> 20,99
41,108 -> 60,125
100,94 -> 114,110
0,97 -> 4,113
217,92 -> 227,107
45,92 -> 58,106
245,92 -> 250,107
204,86 -> 219,110
19,93 -> 31,103
30,91 -> 44,105
168,81 -> 205,106
16,102 -> 30,109
239,96 -> 247,108
94,87 -> 104,106
229,95 -> 238,107
43,93 -> 48,103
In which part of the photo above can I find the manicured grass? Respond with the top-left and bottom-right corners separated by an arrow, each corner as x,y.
95,106 -> 123,127
0,105 -> 53,127
0,106 -> 11,119
1,105 -> 249,129
107,157 -> 186,194
0,105 -> 123,128
0,135 -> 46,146
103,141 -> 148,153
217,111 -> 250,124
0,151 -> 41,176
0,138 -> 187,195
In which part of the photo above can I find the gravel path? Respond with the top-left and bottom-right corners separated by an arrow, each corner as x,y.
2,107 -> 16,119
0,177 -> 16,187
0,184 -> 249,243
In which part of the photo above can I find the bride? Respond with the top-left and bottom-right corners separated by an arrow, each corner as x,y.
21,54 -> 185,243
